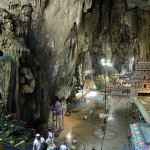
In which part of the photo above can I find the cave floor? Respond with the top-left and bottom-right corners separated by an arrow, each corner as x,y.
54,89 -> 134,150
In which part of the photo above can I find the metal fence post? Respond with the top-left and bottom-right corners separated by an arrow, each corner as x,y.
21,141 -> 26,149
10,141 -> 15,146
0,139 -> 3,150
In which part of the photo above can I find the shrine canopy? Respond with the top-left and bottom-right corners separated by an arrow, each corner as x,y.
130,123 -> 150,150
133,97 -> 150,123
54,101 -> 62,111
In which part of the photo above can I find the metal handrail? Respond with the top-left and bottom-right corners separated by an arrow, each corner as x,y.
1,139 -> 31,150
15,141 -> 26,149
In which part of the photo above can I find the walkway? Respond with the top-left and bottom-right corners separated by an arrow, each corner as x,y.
54,89 -> 134,150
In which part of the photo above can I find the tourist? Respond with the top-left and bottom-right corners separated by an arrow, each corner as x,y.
124,113 -> 127,119
92,147 -> 96,150
46,139 -> 56,150
84,116 -> 88,121
82,97 -> 86,102
72,140 -> 77,144
124,145 -> 127,150
83,115 -> 85,120
81,144 -> 85,150
46,130 -> 54,143
90,109 -> 93,115
40,142 -> 48,150
33,134 -> 45,150
133,114 -> 136,120
60,142 -> 67,150
103,97 -> 105,101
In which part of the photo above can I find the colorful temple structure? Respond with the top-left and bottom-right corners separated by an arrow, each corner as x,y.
131,62 -> 150,96
130,123 -> 150,150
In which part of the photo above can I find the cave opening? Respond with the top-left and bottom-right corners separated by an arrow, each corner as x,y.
0,50 -> 3,56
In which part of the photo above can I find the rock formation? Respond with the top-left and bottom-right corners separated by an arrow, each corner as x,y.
0,0 -> 50,132
0,0 -> 150,132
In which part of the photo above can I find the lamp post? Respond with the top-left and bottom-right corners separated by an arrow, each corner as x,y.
101,59 -> 113,122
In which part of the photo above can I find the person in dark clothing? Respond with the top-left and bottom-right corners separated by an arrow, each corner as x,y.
39,142 -> 48,150
92,147 -> 96,150
133,114 -> 136,120
124,113 -> 127,119
124,145 -> 127,150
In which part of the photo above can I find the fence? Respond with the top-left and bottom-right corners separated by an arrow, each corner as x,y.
0,139 -> 32,150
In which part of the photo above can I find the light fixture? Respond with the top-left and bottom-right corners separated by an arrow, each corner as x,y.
102,62 -> 105,66
101,59 -> 105,63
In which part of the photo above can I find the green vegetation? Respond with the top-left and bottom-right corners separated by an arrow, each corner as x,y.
0,115 -> 36,144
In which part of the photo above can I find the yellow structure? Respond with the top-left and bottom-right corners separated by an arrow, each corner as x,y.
0,139 -> 3,150
15,140 -> 26,149
10,141 -> 15,146
0,139 -> 26,149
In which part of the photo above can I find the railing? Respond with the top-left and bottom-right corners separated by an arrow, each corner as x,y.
2,139 -> 23,150
15,141 -> 26,149
0,139 -> 32,150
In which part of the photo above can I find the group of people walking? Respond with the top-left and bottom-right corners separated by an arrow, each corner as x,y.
33,133 -> 96,150
33,133 -> 56,150
33,133 -> 68,150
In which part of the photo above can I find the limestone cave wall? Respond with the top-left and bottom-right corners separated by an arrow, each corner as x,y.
1,0 -> 150,132
0,0 -> 100,132
0,0 -> 50,132
89,0 -> 150,79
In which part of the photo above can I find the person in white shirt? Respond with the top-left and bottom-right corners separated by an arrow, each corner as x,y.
33,133 -> 45,150
81,144 -> 85,150
72,140 -> 77,144
46,131 -> 54,143
90,109 -> 93,115
84,116 -> 87,121
60,142 -> 67,150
